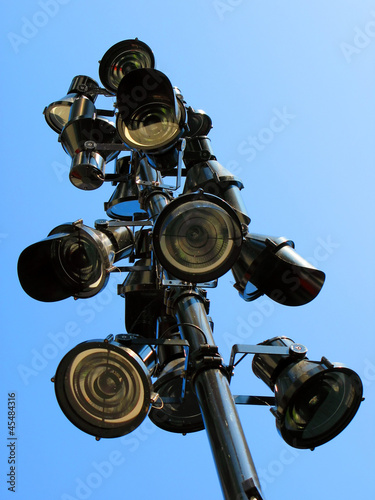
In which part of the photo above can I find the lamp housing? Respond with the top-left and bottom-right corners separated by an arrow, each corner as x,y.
18,220 -> 134,302
252,336 -> 363,449
232,233 -> 325,306
60,96 -> 120,190
53,337 -> 155,438
44,75 -> 100,133
116,68 -> 186,154
152,191 -> 243,283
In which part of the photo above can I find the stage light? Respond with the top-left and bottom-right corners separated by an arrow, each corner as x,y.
60,97 -> 120,190
53,337 -> 156,438
149,357 -> 204,434
152,191 -> 243,282
252,337 -> 363,449
186,108 -> 212,137
104,157 -> 149,221
44,75 -> 100,133
17,220 -> 134,302
119,258 -> 164,338
231,233 -> 325,306
116,68 -> 186,154
99,39 -> 155,94
183,158 -> 251,225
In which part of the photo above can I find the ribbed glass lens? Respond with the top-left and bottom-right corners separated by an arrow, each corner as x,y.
64,348 -> 145,428
157,200 -> 241,279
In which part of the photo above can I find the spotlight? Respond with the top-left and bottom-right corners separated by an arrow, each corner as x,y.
152,191 -> 243,283
116,68 -> 186,154
17,220 -> 134,302
53,337 -> 156,438
183,158 -> 251,225
186,108 -> 212,137
148,319 -> 204,433
104,157 -> 149,221
44,75 -> 100,133
231,233 -> 325,306
252,336 -> 363,449
149,358 -> 204,434
119,258 -> 164,338
60,97 -> 120,190
99,39 -> 155,93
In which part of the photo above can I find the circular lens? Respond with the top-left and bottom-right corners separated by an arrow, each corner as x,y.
63,347 -> 149,431
154,197 -> 242,282
120,104 -> 180,150
99,40 -> 155,93
56,234 -> 103,292
282,369 -> 362,448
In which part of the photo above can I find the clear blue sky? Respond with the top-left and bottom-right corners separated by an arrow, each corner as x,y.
1,1 -> 375,499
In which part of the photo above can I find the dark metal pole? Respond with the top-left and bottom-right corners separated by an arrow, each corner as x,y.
172,290 -> 264,500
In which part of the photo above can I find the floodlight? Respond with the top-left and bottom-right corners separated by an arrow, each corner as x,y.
149,357 -> 204,433
53,337 -> 155,438
116,68 -> 186,153
99,39 -> 155,93
17,220 -> 134,302
232,233 -> 325,306
184,159 -> 251,225
60,97 -> 120,190
119,258 -> 164,338
104,157 -> 149,221
44,75 -> 100,133
252,336 -> 363,449
152,191 -> 243,282
186,108 -> 212,137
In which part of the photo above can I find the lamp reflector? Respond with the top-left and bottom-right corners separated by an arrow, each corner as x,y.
53,339 -> 155,438
252,337 -> 363,449
99,39 -> 155,93
152,192 -> 243,282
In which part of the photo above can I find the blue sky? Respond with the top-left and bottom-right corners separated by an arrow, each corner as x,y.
1,1 -> 375,499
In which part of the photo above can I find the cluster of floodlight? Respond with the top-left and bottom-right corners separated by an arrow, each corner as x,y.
18,40 -> 362,450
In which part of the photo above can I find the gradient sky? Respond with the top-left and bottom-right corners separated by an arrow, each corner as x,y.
1,1 -> 375,499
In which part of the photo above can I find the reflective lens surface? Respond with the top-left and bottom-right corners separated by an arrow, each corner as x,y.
47,103 -> 72,131
277,367 -> 363,448
54,342 -> 152,438
153,196 -> 242,282
117,104 -> 181,151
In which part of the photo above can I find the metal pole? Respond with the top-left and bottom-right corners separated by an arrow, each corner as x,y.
172,290 -> 264,500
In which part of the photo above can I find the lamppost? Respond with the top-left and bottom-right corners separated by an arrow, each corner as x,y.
17,39 -> 363,500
